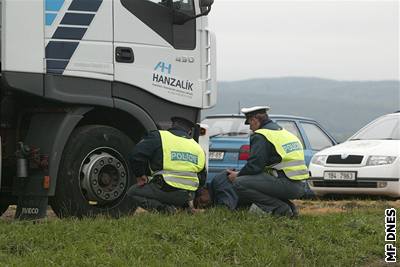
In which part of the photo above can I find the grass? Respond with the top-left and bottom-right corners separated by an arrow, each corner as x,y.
0,201 -> 396,266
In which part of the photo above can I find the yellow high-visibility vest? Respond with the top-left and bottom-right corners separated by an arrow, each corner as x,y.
255,128 -> 309,180
156,130 -> 205,191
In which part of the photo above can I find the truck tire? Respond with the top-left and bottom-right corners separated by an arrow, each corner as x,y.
51,125 -> 135,218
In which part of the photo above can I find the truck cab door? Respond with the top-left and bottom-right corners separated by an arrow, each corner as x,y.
113,0 -> 204,108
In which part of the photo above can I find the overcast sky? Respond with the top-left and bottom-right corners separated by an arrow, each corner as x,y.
208,0 -> 399,81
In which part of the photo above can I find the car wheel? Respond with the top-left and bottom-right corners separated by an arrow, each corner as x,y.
50,125 -> 135,218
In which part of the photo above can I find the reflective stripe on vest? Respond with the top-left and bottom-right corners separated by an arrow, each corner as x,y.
153,171 -> 199,189
255,128 -> 309,180
158,130 -> 206,191
273,160 -> 306,169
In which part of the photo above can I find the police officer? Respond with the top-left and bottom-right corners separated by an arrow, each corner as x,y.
227,106 -> 309,217
127,117 -> 206,213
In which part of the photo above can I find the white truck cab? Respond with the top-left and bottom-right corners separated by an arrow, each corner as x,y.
0,0 -> 216,219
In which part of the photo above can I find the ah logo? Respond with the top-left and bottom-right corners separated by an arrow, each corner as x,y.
154,61 -> 172,74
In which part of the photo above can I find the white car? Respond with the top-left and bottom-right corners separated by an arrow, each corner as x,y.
309,112 -> 400,198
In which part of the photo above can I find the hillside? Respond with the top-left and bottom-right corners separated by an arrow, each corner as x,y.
202,77 -> 400,141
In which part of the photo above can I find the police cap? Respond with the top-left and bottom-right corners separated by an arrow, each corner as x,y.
241,106 -> 270,124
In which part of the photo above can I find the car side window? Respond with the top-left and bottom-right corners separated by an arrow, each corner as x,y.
300,122 -> 334,151
276,120 -> 305,148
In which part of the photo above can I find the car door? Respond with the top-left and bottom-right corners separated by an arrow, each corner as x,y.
298,121 -> 336,165
274,120 -> 312,165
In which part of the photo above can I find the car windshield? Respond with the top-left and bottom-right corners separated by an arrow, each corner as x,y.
202,117 -> 250,137
350,115 -> 400,140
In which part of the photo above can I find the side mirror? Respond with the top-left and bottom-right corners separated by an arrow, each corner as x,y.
173,0 -> 214,25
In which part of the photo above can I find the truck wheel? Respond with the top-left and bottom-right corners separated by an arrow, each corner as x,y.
51,125 -> 135,218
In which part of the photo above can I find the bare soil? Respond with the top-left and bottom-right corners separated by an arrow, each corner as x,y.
294,199 -> 400,215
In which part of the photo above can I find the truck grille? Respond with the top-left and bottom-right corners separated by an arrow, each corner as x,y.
326,155 -> 363,164
312,181 -> 377,188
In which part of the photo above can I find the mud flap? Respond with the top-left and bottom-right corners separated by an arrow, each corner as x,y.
14,175 -> 48,220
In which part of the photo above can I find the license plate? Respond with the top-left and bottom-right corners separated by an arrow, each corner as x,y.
324,171 -> 356,181
209,151 -> 225,160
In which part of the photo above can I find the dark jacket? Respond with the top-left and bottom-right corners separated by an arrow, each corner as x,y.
238,119 -> 286,177
129,127 -> 207,187
207,172 -> 238,210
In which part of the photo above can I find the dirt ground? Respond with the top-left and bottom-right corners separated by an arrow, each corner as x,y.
294,199 -> 400,215
2,199 -> 399,221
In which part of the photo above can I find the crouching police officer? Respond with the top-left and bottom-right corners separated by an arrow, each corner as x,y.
127,117 -> 206,213
227,106 -> 309,217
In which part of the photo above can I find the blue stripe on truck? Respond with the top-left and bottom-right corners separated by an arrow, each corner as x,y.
60,13 -> 95,26
46,41 -> 79,60
45,13 -> 58,26
53,27 -> 88,40
46,60 -> 70,74
45,0 -> 104,74
69,0 -> 103,12
45,0 -> 65,12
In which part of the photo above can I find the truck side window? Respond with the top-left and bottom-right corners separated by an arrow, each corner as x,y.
124,0 -> 196,50
172,0 -> 197,50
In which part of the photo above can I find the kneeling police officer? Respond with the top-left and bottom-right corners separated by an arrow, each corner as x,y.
227,106 -> 309,217
127,117 -> 206,213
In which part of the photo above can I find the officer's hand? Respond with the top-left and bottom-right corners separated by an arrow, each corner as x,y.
226,169 -> 238,183
137,175 -> 148,186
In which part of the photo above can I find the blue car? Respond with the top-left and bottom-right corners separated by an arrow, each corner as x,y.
201,114 -> 338,196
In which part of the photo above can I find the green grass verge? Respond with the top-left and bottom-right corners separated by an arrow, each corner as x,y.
0,207 -> 390,266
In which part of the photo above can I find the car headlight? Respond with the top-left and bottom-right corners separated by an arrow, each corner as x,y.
311,155 -> 328,166
366,156 -> 397,166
